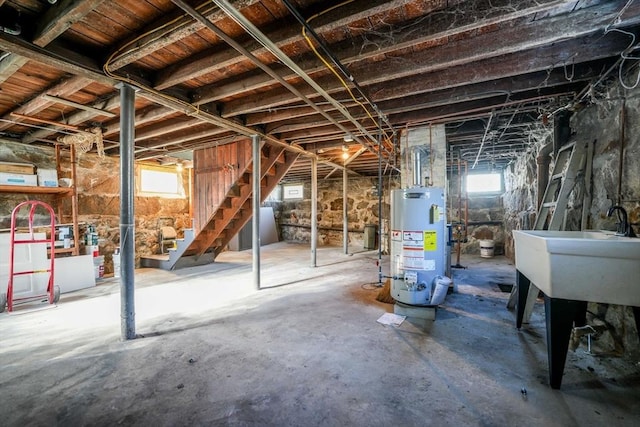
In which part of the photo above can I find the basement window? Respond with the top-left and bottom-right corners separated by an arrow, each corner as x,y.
466,172 -> 503,194
138,166 -> 185,198
283,184 -> 304,200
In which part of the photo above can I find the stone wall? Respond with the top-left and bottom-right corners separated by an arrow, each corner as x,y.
0,141 -> 190,272
503,80 -> 640,355
448,172 -> 507,255
277,176 -> 400,250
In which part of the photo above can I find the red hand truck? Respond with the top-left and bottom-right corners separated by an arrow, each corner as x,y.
1,200 -> 60,313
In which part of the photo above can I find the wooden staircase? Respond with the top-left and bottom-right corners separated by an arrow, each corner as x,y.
141,142 -> 299,270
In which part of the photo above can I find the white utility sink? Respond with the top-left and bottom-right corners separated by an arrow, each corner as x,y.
513,230 -> 640,305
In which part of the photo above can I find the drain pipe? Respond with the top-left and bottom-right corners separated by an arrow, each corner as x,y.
617,99 -> 625,205
536,138 -> 553,210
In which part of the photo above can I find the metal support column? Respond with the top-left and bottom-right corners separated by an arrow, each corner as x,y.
343,166 -> 348,254
311,156 -> 318,267
119,83 -> 136,340
252,135 -> 261,290
377,126 -> 383,285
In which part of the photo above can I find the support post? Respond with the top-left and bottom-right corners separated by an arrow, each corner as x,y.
343,166 -> 348,254
119,83 -> 136,341
377,126 -> 383,284
311,156 -> 317,267
252,134 -> 261,290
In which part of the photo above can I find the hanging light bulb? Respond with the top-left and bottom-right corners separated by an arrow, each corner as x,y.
342,144 -> 349,159
176,161 -> 183,172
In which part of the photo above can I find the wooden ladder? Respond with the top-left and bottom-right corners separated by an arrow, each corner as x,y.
508,140 -> 594,317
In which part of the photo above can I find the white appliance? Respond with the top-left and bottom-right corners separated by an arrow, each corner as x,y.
390,187 -> 446,305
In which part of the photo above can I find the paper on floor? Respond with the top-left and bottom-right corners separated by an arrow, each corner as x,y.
377,312 -> 406,327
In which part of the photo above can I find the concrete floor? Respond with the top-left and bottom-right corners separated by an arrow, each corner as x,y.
1,242 -> 639,426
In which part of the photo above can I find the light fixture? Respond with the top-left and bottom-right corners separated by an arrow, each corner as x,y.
176,161 -> 183,172
343,134 -> 353,142
341,144 -> 349,159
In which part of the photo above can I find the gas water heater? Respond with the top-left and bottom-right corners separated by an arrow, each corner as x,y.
390,187 -> 446,305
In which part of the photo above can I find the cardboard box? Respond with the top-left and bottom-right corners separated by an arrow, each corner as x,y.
0,161 -> 35,175
37,168 -> 58,187
0,172 -> 38,186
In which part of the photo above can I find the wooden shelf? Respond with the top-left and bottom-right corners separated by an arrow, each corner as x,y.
1,145 -> 80,256
0,185 -> 73,195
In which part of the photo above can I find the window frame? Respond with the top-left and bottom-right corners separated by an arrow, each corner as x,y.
137,165 -> 186,199
465,171 -> 504,195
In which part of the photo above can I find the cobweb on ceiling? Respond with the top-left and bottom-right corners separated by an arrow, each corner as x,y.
57,127 -> 105,158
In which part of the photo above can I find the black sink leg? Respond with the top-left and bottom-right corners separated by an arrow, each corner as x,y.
544,296 -> 587,389
633,307 -> 640,343
516,270 -> 530,329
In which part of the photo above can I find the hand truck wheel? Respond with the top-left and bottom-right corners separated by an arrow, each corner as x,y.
53,286 -> 60,304
0,293 -> 6,313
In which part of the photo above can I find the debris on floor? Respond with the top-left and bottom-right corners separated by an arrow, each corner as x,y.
376,312 -> 406,326
375,278 -> 394,304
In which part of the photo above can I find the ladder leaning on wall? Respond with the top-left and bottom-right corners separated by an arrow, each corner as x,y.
507,139 -> 594,318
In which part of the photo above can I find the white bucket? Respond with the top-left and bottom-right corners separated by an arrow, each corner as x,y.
430,276 -> 452,305
113,253 -> 121,278
479,239 -> 495,258
93,256 -> 104,279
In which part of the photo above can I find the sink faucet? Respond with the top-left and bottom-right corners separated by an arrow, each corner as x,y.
606,205 -> 636,237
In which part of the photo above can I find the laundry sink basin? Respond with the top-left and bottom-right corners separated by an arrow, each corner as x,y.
513,230 -> 640,305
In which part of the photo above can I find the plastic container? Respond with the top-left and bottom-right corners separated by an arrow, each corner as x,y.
113,252 -> 121,279
430,276 -> 452,305
479,239 -> 495,258
93,255 -> 104,279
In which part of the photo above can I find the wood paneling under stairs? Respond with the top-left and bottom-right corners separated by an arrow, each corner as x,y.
141,141 -> 299,270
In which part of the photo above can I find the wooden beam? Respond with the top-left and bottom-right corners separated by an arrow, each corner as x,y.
247,64 -> 601,127
133,117 -> 202,142
40,94 -> 116,117
0,75 -> 92,131
134,127 -> 231,155
0,28 -> 355,174
102,106 -> 175,136
223,30 -> 632,118
219,2 -> 639,118
0,32 -> 112,85
191,0 -> 570,104
10,112 -> 82,131
107,0 -> 262,70
32,0 -> 107,47
155,0 -> 431,89
22,94 -> 120,143
0,53 -> 28,84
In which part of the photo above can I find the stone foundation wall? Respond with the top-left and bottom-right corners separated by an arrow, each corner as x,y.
277,176 -> 400,250
448,173 -> 506,255
503,80 -> 640,355
0,141 -> 190,272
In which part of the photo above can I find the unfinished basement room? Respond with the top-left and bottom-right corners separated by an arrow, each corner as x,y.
1,0 -> 640,425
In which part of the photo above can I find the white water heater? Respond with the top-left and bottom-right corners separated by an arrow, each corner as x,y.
390,187 -> 446,305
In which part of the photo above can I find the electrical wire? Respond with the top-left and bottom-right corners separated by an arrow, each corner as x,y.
285,0 -> 396,151
604,27 -> 640,90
